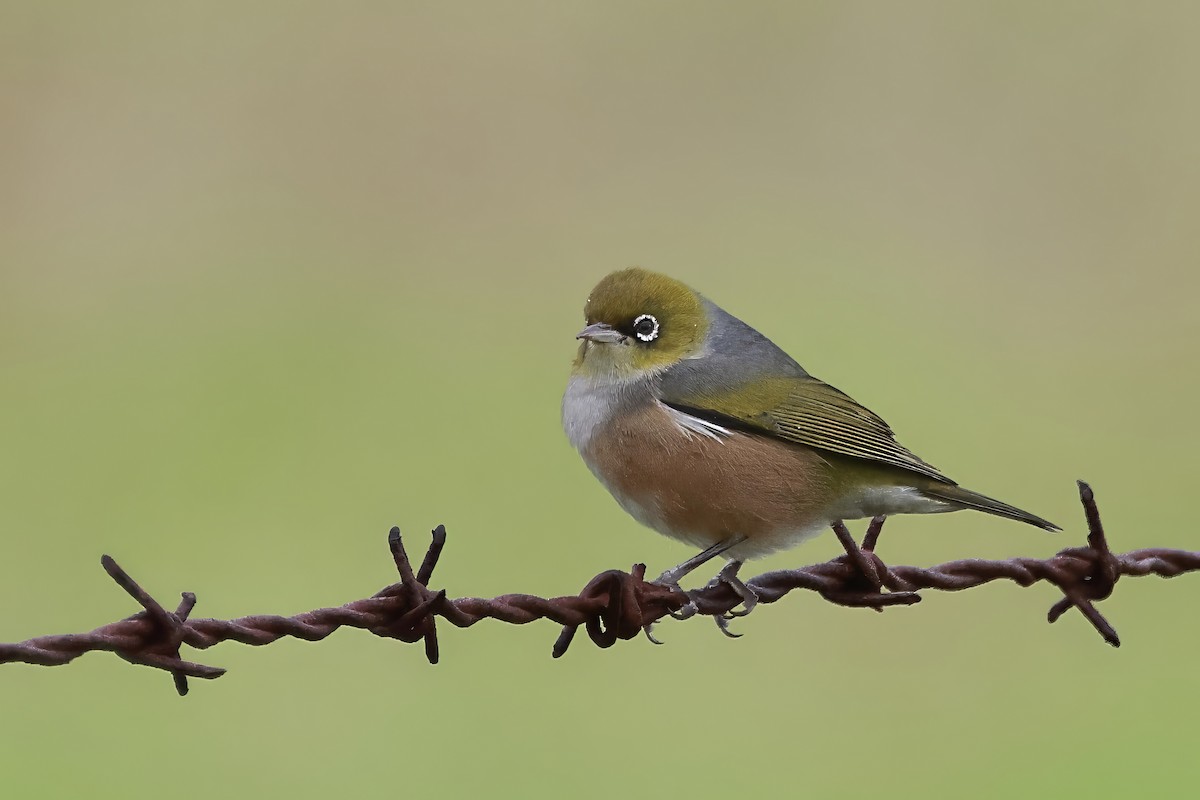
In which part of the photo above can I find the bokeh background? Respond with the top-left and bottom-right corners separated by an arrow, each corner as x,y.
3,3 -> 1198,798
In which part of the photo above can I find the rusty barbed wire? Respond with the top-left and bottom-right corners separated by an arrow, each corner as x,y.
2,481 -> 1197,696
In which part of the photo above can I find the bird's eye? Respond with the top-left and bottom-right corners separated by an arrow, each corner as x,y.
632,314 -> 660,342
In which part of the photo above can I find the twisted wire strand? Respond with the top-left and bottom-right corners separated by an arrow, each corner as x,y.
1,481 -> 1195,695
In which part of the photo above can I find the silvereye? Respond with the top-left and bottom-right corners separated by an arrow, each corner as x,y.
562,268 -> 1057,628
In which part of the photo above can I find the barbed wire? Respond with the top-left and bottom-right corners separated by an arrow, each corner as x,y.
2,481 -> 1196,696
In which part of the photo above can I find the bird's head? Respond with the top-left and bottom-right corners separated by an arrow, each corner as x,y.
573,268 -> 709,382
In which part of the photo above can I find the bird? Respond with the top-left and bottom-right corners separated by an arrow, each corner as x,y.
561,267 -> 1058,633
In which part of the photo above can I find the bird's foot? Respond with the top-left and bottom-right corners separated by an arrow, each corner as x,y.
662,585 -> 701,621
707,560 -> 757,638
649,538 -> 751,636
715,560 -> 758,618
639,579 -> 694,645
644,573 -> 701,621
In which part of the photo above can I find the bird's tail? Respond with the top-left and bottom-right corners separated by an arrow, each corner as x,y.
918,484 -> 1060,532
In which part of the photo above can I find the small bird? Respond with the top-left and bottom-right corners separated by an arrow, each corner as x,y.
562,268 -> 1057,632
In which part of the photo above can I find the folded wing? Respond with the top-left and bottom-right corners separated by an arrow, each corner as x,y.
661,373 -> 952,483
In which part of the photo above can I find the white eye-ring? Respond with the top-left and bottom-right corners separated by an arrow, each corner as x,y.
632,314 -> 660,342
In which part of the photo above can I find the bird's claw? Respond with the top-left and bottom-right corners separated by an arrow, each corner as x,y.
721,591 -> 757,618
714,614 -> 744,638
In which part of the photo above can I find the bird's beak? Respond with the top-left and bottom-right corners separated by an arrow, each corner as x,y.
576,322 -> 626,344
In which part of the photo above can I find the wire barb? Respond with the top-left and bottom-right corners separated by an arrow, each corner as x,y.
1043,481 -> 1123,646
99,555 -> 227,693
1,481 -> 1197,694
374,526 -> 446,663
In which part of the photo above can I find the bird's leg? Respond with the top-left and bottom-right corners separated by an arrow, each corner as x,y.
655,538 -> 743,587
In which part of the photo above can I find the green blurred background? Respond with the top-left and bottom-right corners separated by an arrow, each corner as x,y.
2,3 -> 1198,798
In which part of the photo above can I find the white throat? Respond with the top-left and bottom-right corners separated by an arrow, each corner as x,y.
562,371 -> 730,451
561,373 -> 654,450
